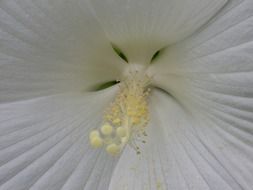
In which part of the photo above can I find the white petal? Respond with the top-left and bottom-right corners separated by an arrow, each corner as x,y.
0,87 -> 118,190
145,2 -> 253,188
0,0 -> 124,103
89,0 -> 227,63
109,90 -> 253,190
148,0 -> 253,158
149,0 -> 253,74
147,0 -> 253,145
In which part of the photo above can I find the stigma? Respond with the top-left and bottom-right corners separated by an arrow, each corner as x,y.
89,71 -> 151,156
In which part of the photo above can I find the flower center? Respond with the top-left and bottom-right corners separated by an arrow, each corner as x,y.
89,68 -> 151,156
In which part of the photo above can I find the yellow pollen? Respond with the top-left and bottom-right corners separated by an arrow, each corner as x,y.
89,71 -> 151,155
90,136 -> 103,148
106,144 -> 120,155
89,130 -> 100,139
101,124 -> 113,135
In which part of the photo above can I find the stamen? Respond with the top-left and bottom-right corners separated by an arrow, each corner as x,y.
89,71 -> 151,156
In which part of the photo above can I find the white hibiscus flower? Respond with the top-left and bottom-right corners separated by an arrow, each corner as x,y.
0,0 -> 252,190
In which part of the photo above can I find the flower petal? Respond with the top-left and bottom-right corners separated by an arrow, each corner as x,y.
145,1 -> 253,188
0,88 -> 118,190
109,90 -> 253,190
149,0 -> 253,72
0,0 -> 124,103
89,0 -> 227,63
148,0 -> 253,149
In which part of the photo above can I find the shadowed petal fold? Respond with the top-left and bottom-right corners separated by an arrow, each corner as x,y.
89,0 -> 227,63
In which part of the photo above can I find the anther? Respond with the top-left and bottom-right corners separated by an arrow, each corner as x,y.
89,130 -> 100,140
90,136 -> 103,148
106,144 -> 120,155
101,124 -> 113,135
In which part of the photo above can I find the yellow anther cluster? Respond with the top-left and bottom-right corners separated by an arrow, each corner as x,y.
89,72 -> 150,156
